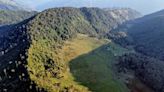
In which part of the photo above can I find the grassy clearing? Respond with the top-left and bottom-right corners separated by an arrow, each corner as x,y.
69,37 -> 129,92
27,34 -> 129,92
62,34 -> 129,92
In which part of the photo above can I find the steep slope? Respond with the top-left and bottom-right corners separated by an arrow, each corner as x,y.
80,7 -> 140,36
120,9 -> 164,61
0,7 -> 139,92
0,18 -> 37,92
111,9 -> 164,92
117,53 -> 164,92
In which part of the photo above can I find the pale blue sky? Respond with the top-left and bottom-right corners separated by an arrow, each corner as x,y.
15,0 -> 164,15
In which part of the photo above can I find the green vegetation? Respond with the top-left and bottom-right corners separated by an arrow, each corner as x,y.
117,53 -> 164,92
120,10 -> 164,61
25,8 -> 97,91
0,7 -> 139,92
111,9 -> 164,92
69,40 -> 129,92
27,32 -> 129,92
0,10 -> 36,25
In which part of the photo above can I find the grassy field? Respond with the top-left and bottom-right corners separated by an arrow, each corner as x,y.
27,33 -> 129,92
62,34 -> 129,92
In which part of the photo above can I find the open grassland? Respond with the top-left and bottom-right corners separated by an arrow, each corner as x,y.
27,34 -> 129,92
69,35 -> 129,92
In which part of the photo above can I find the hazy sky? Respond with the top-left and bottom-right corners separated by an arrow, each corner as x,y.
15,0 -> 164,15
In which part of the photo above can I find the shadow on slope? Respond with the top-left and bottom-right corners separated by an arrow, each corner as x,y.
69,43 -> 128,92
0,18 -> 45,92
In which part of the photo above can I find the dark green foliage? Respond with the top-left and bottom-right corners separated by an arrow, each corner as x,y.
106,31 -> 134,48
80,8 -> 140,37
107,9 -> 164,92
117,53 -> 164,92
27,7 -> 96,42
80,7 -> 119,36
118,10 -> 164,61
0,21 -> 40,92
26,8 -> 98,91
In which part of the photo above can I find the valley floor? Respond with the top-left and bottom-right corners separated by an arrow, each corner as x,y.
57,34 -> 129,92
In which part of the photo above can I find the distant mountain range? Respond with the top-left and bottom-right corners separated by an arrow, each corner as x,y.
0,0 -> 36,26
0,10 -> 36,26
0,0 -> 34,11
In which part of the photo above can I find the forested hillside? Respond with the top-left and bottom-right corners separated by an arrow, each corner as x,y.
117,53 -> 164,92
116,9 -> 164,61
0,7 -> 139,92
111,9 -> 164,92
